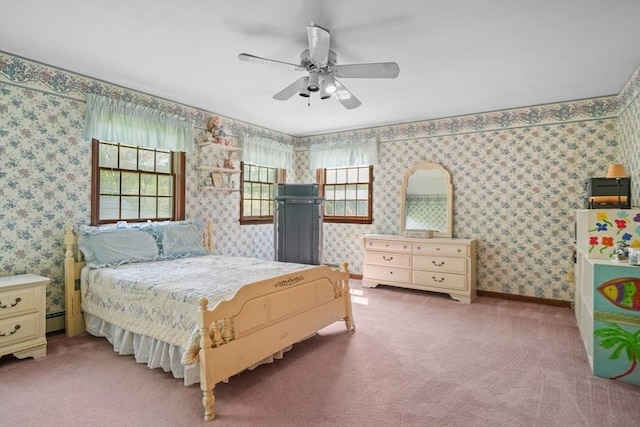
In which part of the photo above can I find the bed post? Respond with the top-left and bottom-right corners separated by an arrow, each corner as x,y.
198,298 -> 216,421
64,226 -> 85,337
341,262 -> 355,332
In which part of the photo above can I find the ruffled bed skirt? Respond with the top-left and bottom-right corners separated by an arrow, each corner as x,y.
84,313 -> 297,386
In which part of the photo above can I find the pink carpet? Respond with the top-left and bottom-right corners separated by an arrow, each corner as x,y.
1,280 -> 639,426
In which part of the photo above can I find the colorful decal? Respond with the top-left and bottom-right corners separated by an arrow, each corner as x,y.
594,322 -> 640,381
597,277 -> 640,311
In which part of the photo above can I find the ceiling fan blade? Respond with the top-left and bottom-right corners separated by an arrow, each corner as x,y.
273,77 -> 307,100
333,62 -> 400,78
238,53 -> 305,72
333,79 -> 361,109
307,24 -> 331,67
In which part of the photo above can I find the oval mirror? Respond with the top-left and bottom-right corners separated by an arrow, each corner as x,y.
399,161 -> 453,238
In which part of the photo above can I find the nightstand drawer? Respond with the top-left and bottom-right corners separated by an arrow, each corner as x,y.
364,264 -> 411,283
413,256 -> 467,274
365,251 -> 411,268
365,239 -> 411,253
0,286 -> 39,319
0,312 -> 41,348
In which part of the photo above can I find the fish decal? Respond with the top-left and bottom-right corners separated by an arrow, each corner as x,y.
597,277 -> 640,311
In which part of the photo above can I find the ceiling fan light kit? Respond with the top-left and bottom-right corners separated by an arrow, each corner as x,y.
238,23 -> 399,109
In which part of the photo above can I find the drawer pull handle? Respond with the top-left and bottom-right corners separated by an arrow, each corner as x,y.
382,256 -> 394,262
403,245 -> 407,249
385,244 -> 390,247
432,276 -> 445,283
432,261 -> 445,267
436,248 -> 441,251
416,246 -> 421,250
0,324 -> 21,337
457,249 -> 462,253
0,297 -> 22,309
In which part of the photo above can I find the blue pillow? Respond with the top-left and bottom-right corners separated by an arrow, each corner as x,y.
77,226 -> 159,268
156,221 -> 209,258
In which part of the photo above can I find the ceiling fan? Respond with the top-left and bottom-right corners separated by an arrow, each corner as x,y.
238,22 -> 400,109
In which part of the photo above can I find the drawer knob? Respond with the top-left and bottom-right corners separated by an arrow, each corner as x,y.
416,246 -> 421,250
457,249 -> 462,253
436,248 -> 441,251
432,261 -> 445,267
382,256 -> 394,262
0,297 -> 22,309
432,276 -> 445,283
0,324 -> 21,337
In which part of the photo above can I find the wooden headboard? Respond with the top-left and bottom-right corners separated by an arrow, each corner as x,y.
63,220 -> 214,337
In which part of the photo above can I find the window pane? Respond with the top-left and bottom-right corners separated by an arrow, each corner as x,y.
335,200 -> 345,215
357,184 -> 369,200
261,183 -> 271,199
356,201 -> 368,216
99,144 -> 118,168
243,200 -> 252,215
100,170 -> 120,195
158,197 -> 172,218
139,150 -> 155,172
267,168 -> 275,182
120,146 -> 137,170
121,196 -> 139,219
261,200 -> 271,216
99,196 -> 120,220
259,167 -> 268,182
359,166 -> 369,182
325,185 -> 335,200
335,168 -> 347,183
121,172 -> 139,195
156,151 -> 171,173
326,169 -> 336,184
347,168 -> 359,183
345,200 -> 356,216
157,175 -> 172,196
140,173 -> 157,196
325,201 -> 335,215
345,184 -> 357,199
251,200 -> 261,216
140,197 -> 157,218
334,186 -> 345,200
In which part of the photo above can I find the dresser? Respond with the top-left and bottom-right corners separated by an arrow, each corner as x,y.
0,274 -> 49,359
362,234 -> 477,303
574,209 -> 640,386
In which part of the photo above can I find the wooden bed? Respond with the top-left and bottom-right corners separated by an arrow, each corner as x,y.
63,222 -> 355,421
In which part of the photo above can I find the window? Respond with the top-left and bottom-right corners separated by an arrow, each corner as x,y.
317,165 -> 373,224
239,162 -> 286,224
91,139 -> 185,224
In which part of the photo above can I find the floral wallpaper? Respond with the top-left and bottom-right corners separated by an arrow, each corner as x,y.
0,52 -> 638,328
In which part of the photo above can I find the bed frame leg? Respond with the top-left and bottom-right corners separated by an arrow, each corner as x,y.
341,262 -> 356,333
202,388 -> 215,421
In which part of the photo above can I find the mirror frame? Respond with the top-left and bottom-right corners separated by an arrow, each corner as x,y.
399,161 -> 453,238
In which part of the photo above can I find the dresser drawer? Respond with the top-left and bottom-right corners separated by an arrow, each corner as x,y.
365,239 -> 411,253
366,251 -> 411,268
0,285 -> 39,319
412,256 -> 467,274
0,312 -> 41,348
364,264 -> 411,283
413,270 -> 467,290
412,243 -> 468,257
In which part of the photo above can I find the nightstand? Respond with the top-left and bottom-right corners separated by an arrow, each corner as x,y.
0,274 -> 49,359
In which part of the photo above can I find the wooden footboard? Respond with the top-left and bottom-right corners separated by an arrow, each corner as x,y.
197,262 -> 355,421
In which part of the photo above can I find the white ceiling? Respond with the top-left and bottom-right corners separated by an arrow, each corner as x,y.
1,0 -> 639,137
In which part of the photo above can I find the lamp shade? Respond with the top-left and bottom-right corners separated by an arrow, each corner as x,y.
606,164 -> 628,178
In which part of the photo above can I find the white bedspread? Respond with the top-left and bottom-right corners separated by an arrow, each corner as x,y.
81,255 -> 316,363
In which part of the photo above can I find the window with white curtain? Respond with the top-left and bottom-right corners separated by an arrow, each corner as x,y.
239,136 -> 292,224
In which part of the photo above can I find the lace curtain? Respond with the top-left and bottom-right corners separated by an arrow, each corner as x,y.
242,136 -> 293,169
83,93 -> 194,152
309,138 -> 378,169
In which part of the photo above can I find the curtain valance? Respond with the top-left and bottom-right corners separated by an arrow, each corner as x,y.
242,137 -> 293,169
83,93 -> 194,152
309,138 -> 378,169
